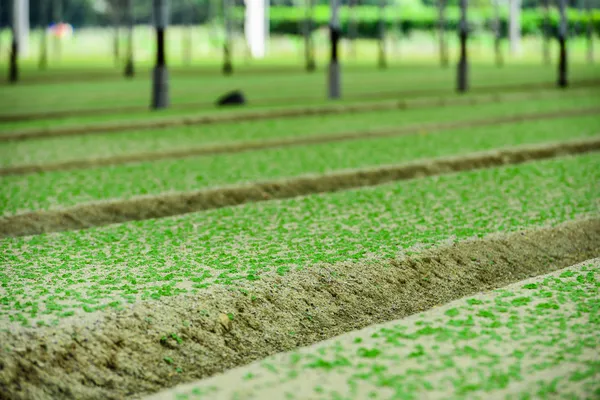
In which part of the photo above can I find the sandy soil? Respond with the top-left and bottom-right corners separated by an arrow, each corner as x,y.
0,219 -> 598,399
147,258 -> 600,400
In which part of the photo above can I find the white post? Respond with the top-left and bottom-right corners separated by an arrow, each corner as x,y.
14,0 -> 29,57
509,0 -> 521,55
328,0 -> 341,99
244,0 -> 268,59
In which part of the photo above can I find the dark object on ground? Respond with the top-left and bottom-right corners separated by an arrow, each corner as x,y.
217,90 -> 246,107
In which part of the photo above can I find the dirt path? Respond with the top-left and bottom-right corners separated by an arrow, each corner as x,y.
0,219 -> 598,400
2,137 -> 598,238
147,257 -> 600,400
1,85 -> 597,143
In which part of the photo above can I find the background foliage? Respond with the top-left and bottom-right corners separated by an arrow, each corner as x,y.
0,0 -> 597,38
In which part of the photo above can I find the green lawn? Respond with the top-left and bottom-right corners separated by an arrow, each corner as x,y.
2,84 -> 592,133
1,63 -> 598,119
1,154 -> 597,327
1,90 -> 597,169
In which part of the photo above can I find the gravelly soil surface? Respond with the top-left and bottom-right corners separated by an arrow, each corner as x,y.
148,258 -> 600,400
0,219 -> 598,400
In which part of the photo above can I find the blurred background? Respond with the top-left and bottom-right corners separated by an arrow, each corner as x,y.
0,0 -> 597,114
1,1 -> 598,69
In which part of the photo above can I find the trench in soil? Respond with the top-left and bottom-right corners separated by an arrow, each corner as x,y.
1,218 -> 598,400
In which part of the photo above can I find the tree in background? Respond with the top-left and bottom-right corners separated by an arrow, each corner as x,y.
305,0 -> 316,71
585,0 -> 594,62
348,0 -> 357,59
457,0 -> 468,92
378,0 -> 387,68
52,0 -> 63,60
9,0 -> 19,83
558,0 -> 568,87
112,1 -> 121,64
542,0 -> 550,64
390,0 -> 402,56
328,0 -> 341,99
182,0 -> 194,65
1,0 -> 597,28
38,0 -> 49,69
0,1 -> 3,61
493,0 -> 503,66
124,0 -> 134,77
151,0 -> 169,109
223,0 -> 233,74
438,0 -> 449,67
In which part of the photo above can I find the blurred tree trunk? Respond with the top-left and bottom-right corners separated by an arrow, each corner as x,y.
9,0 -> 19,83
348,0 -> 357,60
124,0 -> 134,77
305,0 -> 316,71
328,0 -> 341,99
457,0 -> 468,92
39,0 -> 49,69
182,0 -> 193,66
0,1 -> 3,64
542,0 -> 550,65
52,0 -> 62,60
151,0 -> 169,109
557,0 -> 568,87
378,0 -> 386,68
438,0 -> 448,67
493,0 -> 503,66
223,0 -> 233,74
113,4 -> 121,65
392,0 -> 401,57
